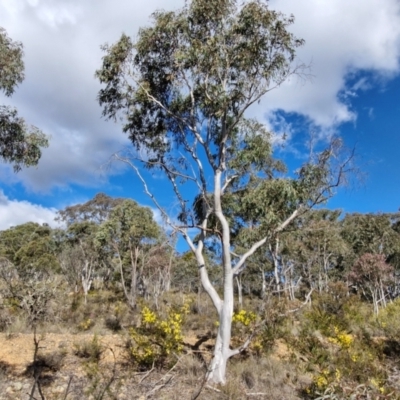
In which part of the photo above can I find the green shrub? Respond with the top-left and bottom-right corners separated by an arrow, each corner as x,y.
74,335 -> 103,362
105,315 -> 121,332
375,298 -> 400,340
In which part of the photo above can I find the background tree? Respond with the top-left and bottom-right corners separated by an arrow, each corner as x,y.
96,200 -> 161,309
56,192 -> 125,226
0,223 -> 62,329
341,212 -> 400,301
348,253 -> 394,314
0,27 -> 48,171
0,222 -> 60,278
341,213 -> 400,259
278,209 -> 349,296
58,221 -> 103,303
56,194 -> 128,298
96,0 -> 352,383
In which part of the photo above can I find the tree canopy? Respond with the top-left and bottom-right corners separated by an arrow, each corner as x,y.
0,27 -> 48,171
96,0 -> 354,384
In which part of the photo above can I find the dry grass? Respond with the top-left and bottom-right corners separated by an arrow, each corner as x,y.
1,289 -> 400,399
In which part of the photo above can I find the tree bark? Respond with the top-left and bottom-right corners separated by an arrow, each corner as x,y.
129,246 -> 139,309
236,275 -> 243,310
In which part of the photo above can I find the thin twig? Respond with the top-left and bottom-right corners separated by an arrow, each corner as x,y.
97,347 -> 118,400
62,376 -> 73,400
205,385 -> 222,393
29,327 -> 45,400
191,351 -> 217,400
139,365 -> 155,384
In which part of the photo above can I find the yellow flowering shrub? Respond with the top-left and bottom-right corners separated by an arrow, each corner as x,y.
328,326 -> 353,349
232,310 -> 257,327
370,378 -> 385,394
231,309 -> 260,355
314,369 -> 329,390
249,337 -> 263,356
128,303 -> 190,369
308,368 -> 342,395
78,318 -> 95,331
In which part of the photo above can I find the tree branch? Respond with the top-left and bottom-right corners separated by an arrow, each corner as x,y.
232,208 -> 300,275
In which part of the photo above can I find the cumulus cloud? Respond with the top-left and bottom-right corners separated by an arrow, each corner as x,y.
0,0 -> 399,191
0,190 -> 58,230
0,0 -> 160,191
264,0 -> 400,128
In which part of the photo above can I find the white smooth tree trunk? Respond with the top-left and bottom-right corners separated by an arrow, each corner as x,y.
81,260 -> 93,305
207,297 -> 234,384
261,268 -> 266,299
236,275 -> 243,310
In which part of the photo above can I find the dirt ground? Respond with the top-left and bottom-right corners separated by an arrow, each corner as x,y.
0,332 -> 294,400
0,332 -> 129,400
0,331 -> 217,400
0,332 -> 124,373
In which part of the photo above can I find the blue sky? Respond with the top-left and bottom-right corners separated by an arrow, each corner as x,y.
0,0 -> 400,234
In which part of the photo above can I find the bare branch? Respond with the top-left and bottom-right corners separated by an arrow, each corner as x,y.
232,208 -> 300,275
221,174 -> 238,194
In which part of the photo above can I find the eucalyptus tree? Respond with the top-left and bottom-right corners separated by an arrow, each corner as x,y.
0,222 -> 60,278
341,212 -> 400,300
341,213 -> 400,258
58,220 -> 103,302
95,200 -> 161,309
0,223 -> 61,326
96,0 -> 352,383
0,28 -> 48,171
278,209 -> 349,295
56,192 -> 125,226
348,253 -> 394,314
56,193 -> 128,298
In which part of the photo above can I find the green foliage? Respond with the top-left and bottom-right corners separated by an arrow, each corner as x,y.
56,192 -> 125,226
286,293 -> 397,398
172,250 -> 222,292
96,0 -> 304,164
94,0 -> 335,245
0,222 -> 60,277
0,27 -> 24,96
0,106 -> 49,172
279,211 -> 349,291
341,212 -> 400,258
95,2 -> 353,384
0,27 -> 48,171
96,199 -> 160,249
95,199 -> 163,308
376,298 -> 400,341
238,177 -> 300,233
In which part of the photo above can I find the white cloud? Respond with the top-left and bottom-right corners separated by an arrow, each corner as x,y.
0,0 -> 184,191
263,0 -> 400,128
0,190 -> 58,230
36,4 -> 82,29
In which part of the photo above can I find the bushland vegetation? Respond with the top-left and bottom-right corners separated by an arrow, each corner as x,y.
1,193 -> 400,399
2,0 -> 400,397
